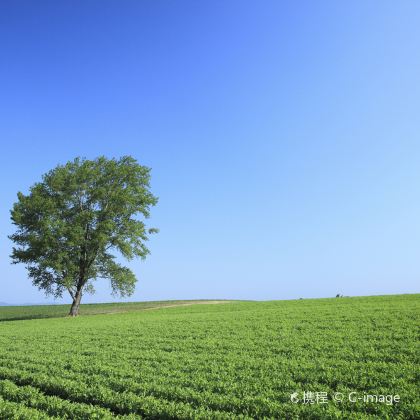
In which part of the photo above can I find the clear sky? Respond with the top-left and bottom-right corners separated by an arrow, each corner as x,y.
0,1 -> 419,304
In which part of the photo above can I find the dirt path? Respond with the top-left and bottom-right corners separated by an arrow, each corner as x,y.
104,300 -> 234,315
143,300 -> 233,311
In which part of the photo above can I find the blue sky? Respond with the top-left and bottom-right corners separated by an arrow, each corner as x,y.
0,1 -> 419,304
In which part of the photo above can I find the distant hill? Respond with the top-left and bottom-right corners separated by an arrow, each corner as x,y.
0,299 -> 236,321
0,302 -> 58,307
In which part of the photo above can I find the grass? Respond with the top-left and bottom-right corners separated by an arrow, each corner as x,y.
0,294 -> 418,419
0,299 -> 233,322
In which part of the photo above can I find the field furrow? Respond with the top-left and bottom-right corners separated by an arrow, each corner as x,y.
0,295 -> 418,419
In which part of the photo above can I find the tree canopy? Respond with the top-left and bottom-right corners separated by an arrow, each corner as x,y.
9,156 -> 158,316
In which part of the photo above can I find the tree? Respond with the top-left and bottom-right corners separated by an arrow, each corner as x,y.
9,156 -> 158,316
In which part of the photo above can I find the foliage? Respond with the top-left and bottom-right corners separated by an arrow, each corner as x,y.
9,156 -> 158,315
0,295 -> 418,419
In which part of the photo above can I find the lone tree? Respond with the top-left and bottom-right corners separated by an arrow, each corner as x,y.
9,156 -> 158,316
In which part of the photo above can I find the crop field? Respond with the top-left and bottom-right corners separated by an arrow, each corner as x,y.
0,300 -> 228,322
0,294 -> 418,419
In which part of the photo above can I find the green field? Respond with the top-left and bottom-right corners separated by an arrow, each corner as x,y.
0,294 -> 418,419
0,300 -> 229,322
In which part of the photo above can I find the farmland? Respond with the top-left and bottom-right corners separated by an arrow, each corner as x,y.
0,300 -> 229,322
0,294 -> 418,419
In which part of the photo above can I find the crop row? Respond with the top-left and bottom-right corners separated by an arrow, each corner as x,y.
0,296 -> 418,419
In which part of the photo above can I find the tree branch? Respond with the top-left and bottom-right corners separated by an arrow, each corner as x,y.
67,287 -> 75,300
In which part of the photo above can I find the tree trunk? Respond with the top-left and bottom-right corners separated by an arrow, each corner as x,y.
69,290 -> 82,316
